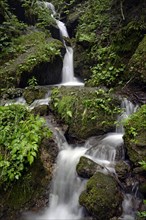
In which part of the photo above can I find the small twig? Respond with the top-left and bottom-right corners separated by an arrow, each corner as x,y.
122,74 -> 136,90
120,0 -> 125,20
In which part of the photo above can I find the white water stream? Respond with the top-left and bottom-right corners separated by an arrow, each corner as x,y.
22,98 -> 139,220
44,2 -> 84,86
19,3 -> 140,220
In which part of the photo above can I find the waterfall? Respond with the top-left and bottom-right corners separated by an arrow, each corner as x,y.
22,98 -> 139,220
23,128 -> 88,220
44,2 -> 84,86
116,98 -> 138,133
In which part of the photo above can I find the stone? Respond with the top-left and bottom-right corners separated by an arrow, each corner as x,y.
76,156 -> 104,178
79,172 -> 123,220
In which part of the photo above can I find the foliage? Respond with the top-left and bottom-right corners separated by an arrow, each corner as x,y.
51,88 -> 74,124
86,46 -> 125,87
0,104 -> 52,184
81,88 -> 121,124
22,0 -> 55,27
124,105 -> 146,142
0,0 -> 10,20
51,87 -> 121,138
76,0 -> 111,44
0,15 -> 27,55
139,161 -> 146,170
51,0 -> 77,15
28,76 -> 38,89
0,31 -> 63,88
128,35 -> 146,83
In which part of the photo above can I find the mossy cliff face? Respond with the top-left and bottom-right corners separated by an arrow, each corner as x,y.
128,36 -> 146,85
50,87 -> 121,140
79,172 -> 123,220
124,105 -> 146,166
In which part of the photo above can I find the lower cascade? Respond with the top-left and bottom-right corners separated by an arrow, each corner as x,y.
22,98 -> 140,220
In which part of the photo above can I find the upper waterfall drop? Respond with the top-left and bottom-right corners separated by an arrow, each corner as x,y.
44,2 -> 84,86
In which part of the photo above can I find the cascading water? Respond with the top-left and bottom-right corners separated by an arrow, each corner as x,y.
23,125 -> 88,220
22,98 -> 139,220
44,2 -> 84,86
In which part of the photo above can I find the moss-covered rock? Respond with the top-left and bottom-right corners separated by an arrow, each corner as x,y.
128,36 -> 146,84
23,86 -> 48,104
31,104 -> 49,116
76,156 -> 103,178
79,172 -> 123,220
0,104 -> 58,219
124,104 -> 146,166
0,137 -> 58,220
0,30 -> 64,89
115,160 -> 131,180
50,87 -> 121,140
139,182 -> 146,199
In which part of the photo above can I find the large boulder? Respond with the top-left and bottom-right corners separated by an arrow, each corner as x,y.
0,30 -> 64,89
124,104 -> 146,166
50,87 -> 121,140
79,172 -> 123,220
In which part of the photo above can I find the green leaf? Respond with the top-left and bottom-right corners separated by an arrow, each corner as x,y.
27,154 -> 34,165
67,110 -> 72,118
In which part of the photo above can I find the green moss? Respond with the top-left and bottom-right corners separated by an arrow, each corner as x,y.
0,31 -> 63,89
128,35 -> 146,83
23,86 -> 48,104
76,156 -> 100,178
79,172 -> 122,219
50,87 -> 120,139
124,105 -> 146,165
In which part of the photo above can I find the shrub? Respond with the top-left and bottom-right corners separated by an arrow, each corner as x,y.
0,104 -> 52,184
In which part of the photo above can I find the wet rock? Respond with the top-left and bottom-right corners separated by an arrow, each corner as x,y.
79,172 -> 123,220
31,105 -> 49,116
0,31 -> 64,89
76,156 -> 103,178
50,87 -> 121,140
23,87 -> 48,104
115,160 -> 131,180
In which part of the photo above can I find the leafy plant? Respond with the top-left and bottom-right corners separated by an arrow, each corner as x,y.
82,88 -> 121,124
0,104 -> 52,184
51,88 -> 74,124
86,46 -> 125,87
28,76 -> 38,88
139,161 -> 146,170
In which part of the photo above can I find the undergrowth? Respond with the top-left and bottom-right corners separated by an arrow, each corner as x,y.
0,104 -> 52,184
